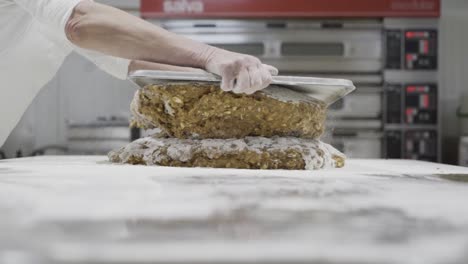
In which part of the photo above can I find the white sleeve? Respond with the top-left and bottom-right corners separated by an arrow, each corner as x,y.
12,0 -> 83,39
13,0 -> 130,80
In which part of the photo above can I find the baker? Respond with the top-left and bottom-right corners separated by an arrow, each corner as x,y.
0,0 -> 278,147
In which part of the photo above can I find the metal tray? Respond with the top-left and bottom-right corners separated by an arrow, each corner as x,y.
128,70 -> 356,105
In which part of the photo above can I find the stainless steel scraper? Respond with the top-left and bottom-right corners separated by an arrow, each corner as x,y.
128,70 -> 355,106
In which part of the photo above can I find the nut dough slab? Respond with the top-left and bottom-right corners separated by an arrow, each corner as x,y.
108,137 -> 345,170
131,83 -> 327,139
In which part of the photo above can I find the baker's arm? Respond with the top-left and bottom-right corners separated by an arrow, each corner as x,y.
13,0 -> 277,93
65,1 -> 277,94
75,47 -> 206,79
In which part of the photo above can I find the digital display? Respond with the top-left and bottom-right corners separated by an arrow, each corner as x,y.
404,130 -> 438,162
404,29 -> 438,70
404,84 -> 437,124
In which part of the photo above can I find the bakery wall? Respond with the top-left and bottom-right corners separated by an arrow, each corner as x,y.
439,0 -> 468,163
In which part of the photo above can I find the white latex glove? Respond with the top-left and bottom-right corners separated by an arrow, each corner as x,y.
204,49 -> 279,95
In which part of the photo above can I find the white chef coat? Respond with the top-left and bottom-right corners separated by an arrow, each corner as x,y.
0,0 -> 130,147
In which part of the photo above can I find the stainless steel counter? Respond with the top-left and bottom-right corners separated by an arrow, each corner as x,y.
1,156 -> 468,264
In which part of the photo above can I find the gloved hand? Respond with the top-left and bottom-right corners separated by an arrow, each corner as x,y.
203,49 -> 279,95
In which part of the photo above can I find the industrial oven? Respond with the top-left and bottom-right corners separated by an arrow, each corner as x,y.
141,0 -> 441,161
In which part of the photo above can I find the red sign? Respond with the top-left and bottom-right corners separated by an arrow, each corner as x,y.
141,0 -> 440,19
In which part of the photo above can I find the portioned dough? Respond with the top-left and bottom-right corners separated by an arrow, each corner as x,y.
108,136 -> 345,170
111,82 -> 345,170
131,82 -> 327,139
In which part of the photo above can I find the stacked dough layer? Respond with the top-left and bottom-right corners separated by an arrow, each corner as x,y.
109,136 -> 345,170
109,82 -> 345,170
131,82 -> 327,139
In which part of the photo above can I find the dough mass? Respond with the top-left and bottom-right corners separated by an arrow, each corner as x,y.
131,82 -> 327,139
109,137 -> 345,170
109,82 -> 345,170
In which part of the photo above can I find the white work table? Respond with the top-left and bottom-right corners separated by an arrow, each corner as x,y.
1,156 -> 468,264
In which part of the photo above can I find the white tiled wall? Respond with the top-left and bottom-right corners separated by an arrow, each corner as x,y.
440,0 -> 468,163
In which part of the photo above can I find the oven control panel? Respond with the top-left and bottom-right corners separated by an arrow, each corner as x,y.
405,84 -> 437,124
384,82 -> 439,161
385,84 -> 403,123
385,30 -> 402,69
404,130 -> 438,161
384,130 -> 403,159
385,83 -> 438,124
404,30 -> 438,70
385,29 -> 438,70
384,130 -> 438,162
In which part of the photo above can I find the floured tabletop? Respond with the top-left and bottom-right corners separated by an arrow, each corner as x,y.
1,156 -> 468,264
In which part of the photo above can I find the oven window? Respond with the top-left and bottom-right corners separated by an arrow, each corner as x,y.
210,43 -> 264,56
281,43 -> 344,56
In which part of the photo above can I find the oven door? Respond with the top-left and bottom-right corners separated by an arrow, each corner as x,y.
329,87 -> 383,119
331,131 -> 383,159
157,20 -> 383,73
